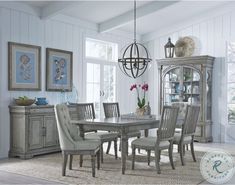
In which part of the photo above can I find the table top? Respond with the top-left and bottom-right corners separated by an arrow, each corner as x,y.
71,117 -> 160,127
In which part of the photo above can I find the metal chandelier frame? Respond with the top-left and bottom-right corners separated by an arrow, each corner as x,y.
118,0 -> 152,79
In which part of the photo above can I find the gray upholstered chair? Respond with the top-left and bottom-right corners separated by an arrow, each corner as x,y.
103,102 -> 141,154
74,103 -> 118,163
54,104 -> 100,177
131,106 -> 179,174
173,105 -> 200,166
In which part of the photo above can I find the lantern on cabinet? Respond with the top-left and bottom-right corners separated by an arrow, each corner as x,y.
164,37 -> 175,58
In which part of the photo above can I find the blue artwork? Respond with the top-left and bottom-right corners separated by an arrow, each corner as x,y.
52,56 -> 68,85
15,51 -> 35,84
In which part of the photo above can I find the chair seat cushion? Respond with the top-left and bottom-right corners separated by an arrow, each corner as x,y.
131,137 -> 169,149
173,133 -> 192,143
85,132 -> 118,141
75,140 -> 101,150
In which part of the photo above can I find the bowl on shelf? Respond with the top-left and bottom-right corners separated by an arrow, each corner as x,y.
35,97 -> 48,105
15,98 -> 35,106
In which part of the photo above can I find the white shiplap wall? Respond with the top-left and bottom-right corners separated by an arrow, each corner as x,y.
143,2 -> 235,143
0,6 -> 137,158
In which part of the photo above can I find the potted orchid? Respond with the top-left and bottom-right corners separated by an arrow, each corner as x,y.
130,83 -> 149,115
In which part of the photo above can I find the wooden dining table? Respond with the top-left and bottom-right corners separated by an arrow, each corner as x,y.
71,117 -> 160,174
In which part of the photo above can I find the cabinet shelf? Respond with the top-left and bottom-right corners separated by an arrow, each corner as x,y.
165,81 -> 180,83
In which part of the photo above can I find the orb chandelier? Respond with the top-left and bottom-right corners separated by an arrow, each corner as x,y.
118,0 -> 152,79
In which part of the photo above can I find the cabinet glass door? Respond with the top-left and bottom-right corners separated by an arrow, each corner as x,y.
183,67 -> 200,104
163,67 -> 181,105
163,67 -> 201,105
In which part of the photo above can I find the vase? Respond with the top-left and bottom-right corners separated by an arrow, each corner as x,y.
136,107 -> 145,116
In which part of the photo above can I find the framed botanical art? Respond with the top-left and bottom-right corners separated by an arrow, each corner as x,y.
46,48 -> 73,91
8,42 -> 41,91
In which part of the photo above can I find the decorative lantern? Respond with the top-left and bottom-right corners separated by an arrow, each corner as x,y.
164,37 -> 175,58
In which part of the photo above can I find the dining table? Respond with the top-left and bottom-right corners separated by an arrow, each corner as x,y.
71,116 -> 160,174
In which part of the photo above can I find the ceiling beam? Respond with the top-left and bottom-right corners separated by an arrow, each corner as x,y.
40,2 -> 78,20
99,1 -> 179,33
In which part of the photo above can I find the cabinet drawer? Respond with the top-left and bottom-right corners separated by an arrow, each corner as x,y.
30,108 -> 54,114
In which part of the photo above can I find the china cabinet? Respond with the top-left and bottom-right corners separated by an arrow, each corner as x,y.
157,55 -> 214,142
9,105 -> 60,159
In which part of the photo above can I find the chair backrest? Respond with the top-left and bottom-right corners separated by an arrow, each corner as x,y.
182,105 -> 200,137
103,102 -> 120,118
76,103 -> 95,119
55,104 -> 82,150
172,102 -> 188,123
157,106 -> 179,141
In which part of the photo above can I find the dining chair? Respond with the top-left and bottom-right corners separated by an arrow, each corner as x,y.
172,102 -> 189,151
173,105 -> 200,166
74,103 -> 118,163
54,104 -> 101,177
131,106 -> 179,174
103,102 -> 141,155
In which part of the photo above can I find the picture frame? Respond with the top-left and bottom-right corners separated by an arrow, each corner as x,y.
46,48 -> 73,91
8,42 -> 41,91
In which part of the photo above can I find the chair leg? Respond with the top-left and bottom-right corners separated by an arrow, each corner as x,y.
190,141 -> 196,162
132,147 -> 136,170
114,139 -> 118,159
126,140 -> 129,156
106,141 -> 111,154
69,155 -> 73,170
169,141 -> 175,170
91,155 -> 96,177
179,142 -> 185,166
186,144 -> 189,151
137,136 -> 141,153
62,152 -> 68,176
97,150 -> 100,170
155,149 -> 161,174
119,139 -> 121,151
80,155 -> 83,167
147,150 -> 151,166
101,144 -> 104,163
158,150 -> 161,161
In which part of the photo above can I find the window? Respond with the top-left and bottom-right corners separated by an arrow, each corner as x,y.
85,38 -> 118,62
85,38 -> 118,118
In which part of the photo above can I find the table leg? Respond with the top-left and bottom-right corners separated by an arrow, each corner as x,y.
144,129 -> 149,137
121,129 -> 128,174
79,125 -> 85,139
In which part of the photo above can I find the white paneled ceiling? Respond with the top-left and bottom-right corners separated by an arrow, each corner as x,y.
61,1 -> 150,23
23,1 -> 229,35
121,1 -> 227,35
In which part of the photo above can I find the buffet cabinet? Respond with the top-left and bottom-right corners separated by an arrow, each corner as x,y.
9,105 -> 60,159
157,55 -> 214,142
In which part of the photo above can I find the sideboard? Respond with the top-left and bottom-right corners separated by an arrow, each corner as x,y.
9,105 -> 60,159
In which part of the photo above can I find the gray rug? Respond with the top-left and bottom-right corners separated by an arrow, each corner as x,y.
0,151 -> 205,185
